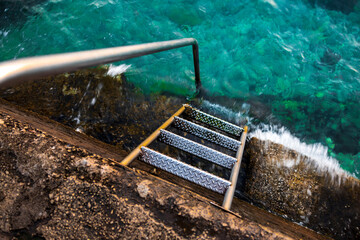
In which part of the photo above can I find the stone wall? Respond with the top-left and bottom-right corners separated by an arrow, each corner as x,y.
244,137 -> 360,239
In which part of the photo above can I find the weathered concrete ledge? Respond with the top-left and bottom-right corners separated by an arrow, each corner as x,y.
244,138 -> 360,240
0,102 -> 328,239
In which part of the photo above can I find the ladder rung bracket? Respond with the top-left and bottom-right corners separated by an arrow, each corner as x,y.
184,105 -> 243,137
173,117 -> 240,151
159,129 -> 236,169
140,147 -> 231,194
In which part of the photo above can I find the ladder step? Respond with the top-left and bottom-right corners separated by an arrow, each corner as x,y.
159,129 -> 236,169
140,147 -> 231,194
184,105 -> 243,137
173,117 -> 240,151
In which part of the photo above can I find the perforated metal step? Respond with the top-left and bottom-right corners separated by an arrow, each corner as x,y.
140,147 -> 231,194
184,105 -> 243,137
173,116 -> 240,151
159,129 -> 236,169
122,104 -> 248,210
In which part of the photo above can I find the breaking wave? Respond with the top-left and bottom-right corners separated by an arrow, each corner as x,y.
201,100 -> 352,180
250,124 -> 351,180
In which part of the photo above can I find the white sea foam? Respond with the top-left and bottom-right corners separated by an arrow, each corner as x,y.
263,0 -> 279,8
202,100 -> 252,125
250,124 -> 351,180
201,101 -> 351,181
107,64 -> 131,77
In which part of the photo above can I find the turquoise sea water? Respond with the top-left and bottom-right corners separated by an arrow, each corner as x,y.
1,0 -> 360,177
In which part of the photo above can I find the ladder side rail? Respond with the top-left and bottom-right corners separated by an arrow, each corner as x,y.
0,38 -> 201,92
121,105 -> 186,166
222,126 -> 248,210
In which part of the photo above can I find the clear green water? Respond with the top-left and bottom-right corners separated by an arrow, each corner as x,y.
1,0 -> 360,177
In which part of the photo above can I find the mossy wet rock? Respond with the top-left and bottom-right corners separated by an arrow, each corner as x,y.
0,68 -> 185,152
243,137 -> 360,239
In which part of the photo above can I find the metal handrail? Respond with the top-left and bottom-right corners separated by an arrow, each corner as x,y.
0,38 -> 201,93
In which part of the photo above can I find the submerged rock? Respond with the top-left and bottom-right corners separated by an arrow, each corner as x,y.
243,137 -> 360,239
320,48 -> 342,66
0,0 -> 46,29
308,0 -> 359,14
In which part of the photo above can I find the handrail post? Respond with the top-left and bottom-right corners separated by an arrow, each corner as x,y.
192,41 -> 201,94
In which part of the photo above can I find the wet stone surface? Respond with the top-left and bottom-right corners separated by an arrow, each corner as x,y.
243,137 -> 360,240
0,111 -> 304,239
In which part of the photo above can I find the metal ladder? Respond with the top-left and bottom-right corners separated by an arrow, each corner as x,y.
121,104 -> 248,210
